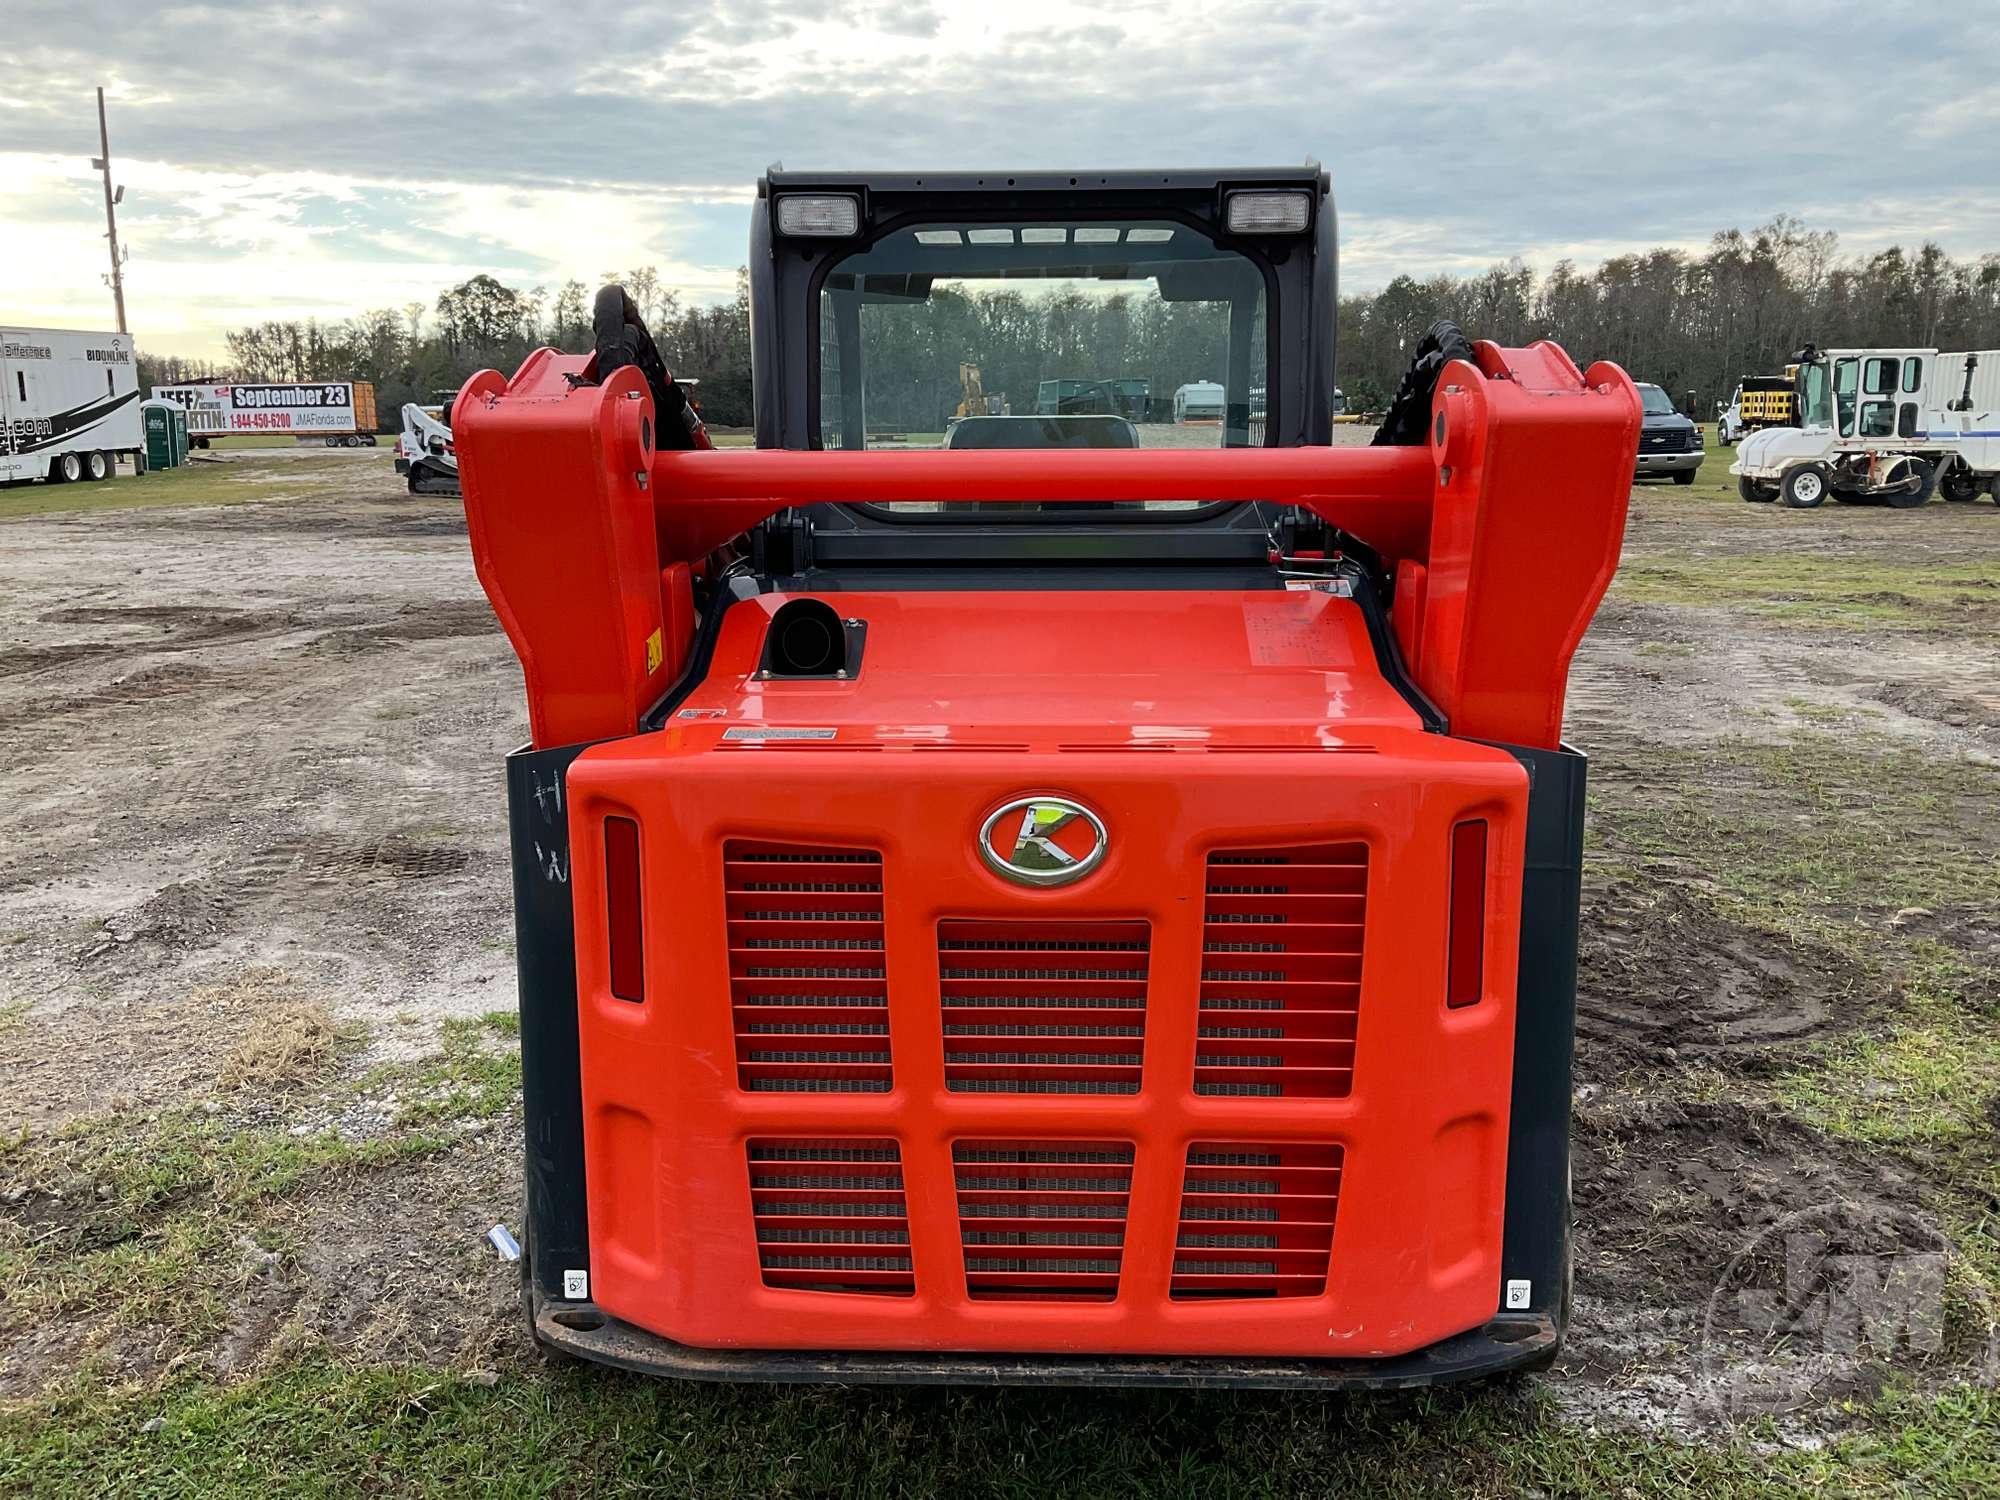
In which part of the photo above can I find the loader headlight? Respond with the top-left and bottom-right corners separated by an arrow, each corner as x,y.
775,194 -> 861,237
1224,190 -> 1312,234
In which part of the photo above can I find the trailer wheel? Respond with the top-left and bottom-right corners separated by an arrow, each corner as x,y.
1884,458 -> 1934,510
51,451 -> 83,483
1780,464 -> 1828,508
1737,475 -> 1775,503
1940,467 -> 1982,503
86,450 -> 110,481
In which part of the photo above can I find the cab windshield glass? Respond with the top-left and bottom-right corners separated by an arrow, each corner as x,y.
1799,361 -> 1832,427
817,220 -> 1270,464
1638,384 -> 1678,416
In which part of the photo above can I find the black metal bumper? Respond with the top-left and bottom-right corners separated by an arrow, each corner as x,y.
528,1289 -> 1561,1390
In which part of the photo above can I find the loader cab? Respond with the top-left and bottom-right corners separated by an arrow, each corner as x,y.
1794,347 -> 1931,440
746,169 -> 1337,572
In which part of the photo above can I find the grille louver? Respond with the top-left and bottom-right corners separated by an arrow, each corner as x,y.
954,1141 -> 1133,1299
748,1139 -> 913,1294
1172,1143 -> 1343,1299
939,919 -> 1150,1095
726,841 -> 889,1092
1198,843 -> 1366,1098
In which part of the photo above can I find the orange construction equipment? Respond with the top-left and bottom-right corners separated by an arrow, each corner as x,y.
457,167 -> 1639,1387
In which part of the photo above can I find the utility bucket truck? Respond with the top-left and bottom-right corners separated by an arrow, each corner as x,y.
455,168 -> 1641,1388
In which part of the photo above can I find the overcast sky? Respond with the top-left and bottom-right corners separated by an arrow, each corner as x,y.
3,1 -> 1995,358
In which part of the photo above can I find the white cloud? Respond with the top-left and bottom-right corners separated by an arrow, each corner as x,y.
0,153 -> 746,355
3,2 -> 1995,356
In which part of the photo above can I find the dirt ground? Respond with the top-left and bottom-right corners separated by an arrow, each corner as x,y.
1,445 -> 1997,1483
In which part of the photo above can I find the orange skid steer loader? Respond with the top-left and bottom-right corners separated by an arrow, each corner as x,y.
455,168 -> 1640,1387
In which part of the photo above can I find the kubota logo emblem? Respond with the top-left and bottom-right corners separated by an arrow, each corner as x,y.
979,796 -> 1107,887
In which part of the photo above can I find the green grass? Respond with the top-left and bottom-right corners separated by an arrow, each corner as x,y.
2,1359 -> 1995,1497
1613,549 -> 2000,629
1595,726 -> 2000,1300
1593,730 -> 2000,919
365,1013 -> 521,1130
0,1013 -> 521,1349
0,1106 -> 429,1343
0,448 -> 394,521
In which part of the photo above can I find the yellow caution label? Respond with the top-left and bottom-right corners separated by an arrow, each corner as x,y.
645,628 -> 664,675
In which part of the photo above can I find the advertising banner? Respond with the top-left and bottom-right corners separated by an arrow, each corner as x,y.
151,382 -> 358,435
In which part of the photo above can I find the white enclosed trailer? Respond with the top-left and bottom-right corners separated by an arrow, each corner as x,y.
0,326 -> 143,484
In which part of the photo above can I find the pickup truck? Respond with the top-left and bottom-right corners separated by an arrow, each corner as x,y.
1633,382 -> 1703,484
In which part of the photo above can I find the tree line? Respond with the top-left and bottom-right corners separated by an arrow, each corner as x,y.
139,268 -> 755,428
146,218 -> 2000,432
1337,218 -> 2000,413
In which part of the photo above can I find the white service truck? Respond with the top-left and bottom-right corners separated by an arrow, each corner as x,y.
0,326 -> 143,484
1730,347 -> 2000,508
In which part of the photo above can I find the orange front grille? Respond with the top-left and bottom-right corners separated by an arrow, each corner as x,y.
954,1141 -> 1133,1299
938,920 -> 1150,1095
1197,843 -> 1366,1098
748,1139 -> 913,1294
1171,1143 -> 1343,1299
725,841 -> 890,1092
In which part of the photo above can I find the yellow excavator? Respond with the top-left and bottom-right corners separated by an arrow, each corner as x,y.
955,362 -> 994,419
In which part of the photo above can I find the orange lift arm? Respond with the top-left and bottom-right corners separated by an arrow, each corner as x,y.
455,342 -> 1638,753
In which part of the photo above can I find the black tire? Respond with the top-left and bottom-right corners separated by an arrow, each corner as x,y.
1672,468 -> 1697,486
86,450 -> 110,482
52,451 -> 83,483
1781,463 -> 1830,508
1738,475 -> 1776,503
1940,467 -> 1982,503
1884,458 -> 1935,510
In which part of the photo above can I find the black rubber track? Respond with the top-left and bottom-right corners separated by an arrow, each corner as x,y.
1371,319 -> 1478,448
